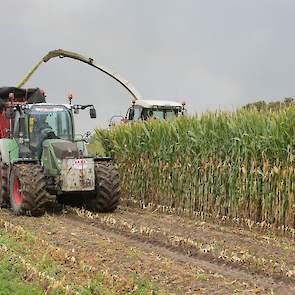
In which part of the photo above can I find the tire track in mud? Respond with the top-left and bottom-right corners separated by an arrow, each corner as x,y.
0,211 -> 242,294
63,213 -> 294,293
68,207 -> 295,281
63,209 -> 295,293
1,208 -> 295,294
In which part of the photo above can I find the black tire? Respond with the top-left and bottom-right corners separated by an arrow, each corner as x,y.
0,154 -> 8,207
86,161 -> 120,212
9,164 -> 56,216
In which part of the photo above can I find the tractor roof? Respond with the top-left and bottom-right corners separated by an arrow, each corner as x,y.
134,100 -> 182,108
27,103 -> 71,108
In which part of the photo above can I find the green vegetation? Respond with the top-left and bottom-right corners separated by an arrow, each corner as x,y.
0,254 -> 157,295
0,255 -> 44,295
0,228 -> 62,281
126,275 -> 158,295
243,97 -> 294,111
77,274 -> 115,295
195,272 -> 208,281
0,228 -> 159,295
78,273 -> 158,295
97,107 -> 295,228
87,134 -> 105,155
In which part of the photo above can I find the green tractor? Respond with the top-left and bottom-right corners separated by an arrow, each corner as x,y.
0,87 -> 120,216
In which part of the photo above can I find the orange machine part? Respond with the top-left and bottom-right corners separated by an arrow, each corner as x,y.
0,112 -> 10,139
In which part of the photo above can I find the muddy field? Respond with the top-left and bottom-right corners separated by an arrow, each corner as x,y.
0,206 -> 295,294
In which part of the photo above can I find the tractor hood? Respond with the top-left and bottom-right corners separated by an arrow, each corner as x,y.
51,140 -> 80,159
42,139 -> 82,175
41,138 -> 95,191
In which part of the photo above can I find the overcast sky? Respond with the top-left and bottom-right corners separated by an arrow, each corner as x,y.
1,0 -> 295,133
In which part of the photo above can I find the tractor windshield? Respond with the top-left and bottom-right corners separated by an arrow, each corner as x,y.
29,105 -> 73,141
141,108 -> 181,120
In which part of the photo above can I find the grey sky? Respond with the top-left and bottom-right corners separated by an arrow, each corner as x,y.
1,0 -> 295,133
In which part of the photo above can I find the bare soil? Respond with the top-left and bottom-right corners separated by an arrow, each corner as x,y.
0,206 -> 294,294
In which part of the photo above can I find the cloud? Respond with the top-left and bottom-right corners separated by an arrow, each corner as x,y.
1,0 -> 295,131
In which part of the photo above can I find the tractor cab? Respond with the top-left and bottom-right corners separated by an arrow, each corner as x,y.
12,103 -> 96,162
28,105 -> 73,142
27,105 -> 74,158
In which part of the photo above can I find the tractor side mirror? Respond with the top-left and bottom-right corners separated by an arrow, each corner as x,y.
128,107 -> 135,120
90,108 -> 97,119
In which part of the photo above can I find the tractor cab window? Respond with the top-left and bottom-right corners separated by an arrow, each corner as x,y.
133,107 -> 142,120
141,108 -> 161,120
29,105 -> 73,141
166,109 -> 180,118
141,108 -> 180,120
127,106 -> 141,121
149,110 -> 164,119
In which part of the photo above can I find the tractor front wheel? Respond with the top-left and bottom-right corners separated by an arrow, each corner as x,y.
85,161 -> 120,212
9,164 -> 55,216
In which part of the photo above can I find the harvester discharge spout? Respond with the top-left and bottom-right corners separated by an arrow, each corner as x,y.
16,48 -> 142,101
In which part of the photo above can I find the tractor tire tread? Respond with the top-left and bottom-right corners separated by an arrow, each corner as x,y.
86,161 -> 120,212
10,164 -> 55,216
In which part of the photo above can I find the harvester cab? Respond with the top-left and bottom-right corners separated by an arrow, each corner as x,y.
0,87 -> 119,216
109,99 -> 187,127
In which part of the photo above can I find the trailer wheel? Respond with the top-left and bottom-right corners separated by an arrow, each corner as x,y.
9,164 -> 55,216
86,161 -> 120,212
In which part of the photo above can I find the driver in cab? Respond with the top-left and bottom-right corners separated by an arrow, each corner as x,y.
29,114 -> 58,156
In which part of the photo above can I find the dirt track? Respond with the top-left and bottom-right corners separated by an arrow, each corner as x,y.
0,206 -> 295,294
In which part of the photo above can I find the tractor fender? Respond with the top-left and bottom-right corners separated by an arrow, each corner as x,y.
0,139 -> 19,164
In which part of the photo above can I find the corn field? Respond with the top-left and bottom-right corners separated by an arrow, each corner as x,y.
96,107 -> 295,228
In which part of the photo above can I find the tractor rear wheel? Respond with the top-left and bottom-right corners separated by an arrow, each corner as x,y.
9,164 -> 55,216
85,161 -> 120,212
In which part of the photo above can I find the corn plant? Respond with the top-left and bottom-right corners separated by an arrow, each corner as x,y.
95,107 -> 295,228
